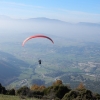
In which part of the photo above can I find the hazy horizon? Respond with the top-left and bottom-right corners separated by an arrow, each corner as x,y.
0,0 -> 100,43
0,16 -> 100,43
0,0 -> 100,23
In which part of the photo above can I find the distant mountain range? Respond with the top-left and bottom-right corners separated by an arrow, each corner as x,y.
0,14 -> 100,43
0,15 -> 100,26
0,15 -> 12,20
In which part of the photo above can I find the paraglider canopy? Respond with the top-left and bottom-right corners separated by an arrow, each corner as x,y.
22,34 -> 54,46
22,34 -> 54,65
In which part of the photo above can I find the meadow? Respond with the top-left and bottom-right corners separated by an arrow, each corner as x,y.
0,94 -> 39,100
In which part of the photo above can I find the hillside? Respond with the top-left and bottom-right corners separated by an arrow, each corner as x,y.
0,51 -> 29,85
0,80 -> 100,100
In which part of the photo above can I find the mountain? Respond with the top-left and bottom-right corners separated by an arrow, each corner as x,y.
78,22 -> 100,26
0,15 -> 100,25
1,15 -> 100,25
27,17 -> 71,25
0,51 -> 29,85
0,15 -> 100,43
0,15 -> 12,20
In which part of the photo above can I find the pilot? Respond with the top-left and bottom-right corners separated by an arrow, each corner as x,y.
38,60 -> 41,64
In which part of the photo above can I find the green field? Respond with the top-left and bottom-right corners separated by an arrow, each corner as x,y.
0,94 -> 39,100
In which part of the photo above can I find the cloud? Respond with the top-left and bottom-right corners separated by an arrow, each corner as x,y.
0,1 -> 43,8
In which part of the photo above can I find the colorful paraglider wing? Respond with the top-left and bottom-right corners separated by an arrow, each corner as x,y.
22,35 -> 54,46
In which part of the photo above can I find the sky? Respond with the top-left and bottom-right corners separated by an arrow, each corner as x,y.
0,0 -> 100,23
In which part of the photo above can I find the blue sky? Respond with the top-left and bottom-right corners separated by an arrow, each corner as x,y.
0,0 -> 100,22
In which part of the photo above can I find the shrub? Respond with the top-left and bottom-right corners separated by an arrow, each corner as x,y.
7,89 -> 15,95
55,85 -> 71,99
16,86 -> 30,96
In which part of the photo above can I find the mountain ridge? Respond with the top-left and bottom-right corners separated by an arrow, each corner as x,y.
0,15 -> 100,25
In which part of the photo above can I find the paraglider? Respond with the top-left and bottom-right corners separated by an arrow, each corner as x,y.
38,59 -> 41,64
22,34 -> 54,65
22,34 -> 54,46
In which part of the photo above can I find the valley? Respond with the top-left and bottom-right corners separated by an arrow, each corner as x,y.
0,37 -> 100,93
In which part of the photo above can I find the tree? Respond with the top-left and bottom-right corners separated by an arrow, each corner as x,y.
17,86 -> 30,96
30,84 -> 46,91
53,79 -> 62,86
7,89 -> 15,95
0,83 -> 2,93
76,82 -> 86,91
44,83 -> 71,99
30,84 -> 40,91
55,85 -> 71,99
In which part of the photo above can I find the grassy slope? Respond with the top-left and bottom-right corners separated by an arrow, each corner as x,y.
0,94 -> 39,100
